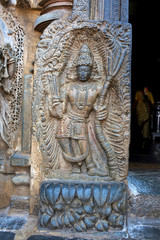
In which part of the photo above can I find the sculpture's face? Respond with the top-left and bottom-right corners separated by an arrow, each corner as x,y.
77,65 -> 92,82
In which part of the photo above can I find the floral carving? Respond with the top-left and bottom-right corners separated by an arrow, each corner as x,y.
39,181 -> 127,232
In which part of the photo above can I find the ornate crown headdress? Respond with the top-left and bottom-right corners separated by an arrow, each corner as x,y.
76,44 -> 93,67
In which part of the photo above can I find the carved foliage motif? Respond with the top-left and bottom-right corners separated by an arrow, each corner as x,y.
33,17 -> 131,180
0,44 -> 16,147
0,6 -> 24,148
39,181 -> 127,232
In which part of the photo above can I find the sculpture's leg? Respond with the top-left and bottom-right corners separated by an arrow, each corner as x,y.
58,138 -> 73,156
78,139 -> 106,177
58,138 -> 81,173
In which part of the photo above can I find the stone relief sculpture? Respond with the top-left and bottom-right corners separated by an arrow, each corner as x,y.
32,17 -> 131,181
0,44 -> 16,149
0,6 -> 24,152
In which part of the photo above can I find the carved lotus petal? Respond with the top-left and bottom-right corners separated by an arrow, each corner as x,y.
77,184 -> 92,202
95,219 -> 104,231
93,185 -> 109,207
39,214 -> 50,228
64,215 -> 70,227
108,184 -> 124,204
108,213 -> 119,228
45,183 -> 61,205
57,215 -> 63,228
95,219 -> 109,231
67,213 -> 75,225
74,220 -> 86,232
50,217 -> 59,229
62,184 -> 75,204
40,183 -> 49,204
84,198 -> 94,214
84,216 -> 97,229
98,204 -> 112,218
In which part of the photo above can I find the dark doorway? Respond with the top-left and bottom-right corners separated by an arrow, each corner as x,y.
129,0 -> 160,170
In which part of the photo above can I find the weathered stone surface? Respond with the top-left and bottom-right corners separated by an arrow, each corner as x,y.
0,232 -> 15,240
21,75 -> 33,154
128,172 -> 160,218
12,174 -> 30,186
10,195 -> 30,210
128,218 -> 160,240
0,216 -> 26,230
39,180 -> 127,233
0,174 -> 14,208
35,0 -> 73,32
128,173 -> 160,195
72,0 -> 90,19
11,152 -> 30,167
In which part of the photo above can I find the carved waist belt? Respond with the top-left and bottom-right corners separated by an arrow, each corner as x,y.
68,112 -> 88,123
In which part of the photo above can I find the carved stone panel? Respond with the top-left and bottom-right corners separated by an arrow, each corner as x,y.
39,180 -> 127,233
32,18 -> 131,183
90,0 -> 129,22
0,6 -> 24,152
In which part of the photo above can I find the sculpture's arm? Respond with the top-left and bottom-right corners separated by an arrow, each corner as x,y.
98,75 -> 112,106
93,78 -> 112,121
49,86 -> 67,119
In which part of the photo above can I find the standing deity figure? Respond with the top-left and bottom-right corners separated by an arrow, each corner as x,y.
49,44 -> 112,177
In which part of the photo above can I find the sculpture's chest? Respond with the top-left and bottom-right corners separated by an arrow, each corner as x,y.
68,85 -> 98,107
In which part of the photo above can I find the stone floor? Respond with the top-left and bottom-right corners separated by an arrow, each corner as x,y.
0,216 -> 160,240
0,140 -> 160,239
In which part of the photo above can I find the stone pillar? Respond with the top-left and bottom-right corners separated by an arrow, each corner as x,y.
34,0 -> 73,32
31,0 -> 131,237
90,0 -> 129,22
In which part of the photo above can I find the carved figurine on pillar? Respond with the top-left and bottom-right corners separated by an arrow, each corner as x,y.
0,44 -> 16,151
32,16 -> 131,186
49,43 -> 112,177
33,0 -> 131,234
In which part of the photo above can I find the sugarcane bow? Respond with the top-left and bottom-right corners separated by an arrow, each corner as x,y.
95,47 -> 127,179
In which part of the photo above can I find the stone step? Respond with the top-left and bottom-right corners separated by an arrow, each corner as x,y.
10,195 -> 30,211
11,152 -> 30,167
128,171 -> 160,218
12,174 -> 30,186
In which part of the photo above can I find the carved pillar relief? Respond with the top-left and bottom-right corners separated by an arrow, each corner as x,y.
32,0 -> 131,234
89,0 -> 129,22
0,6 -> 24,152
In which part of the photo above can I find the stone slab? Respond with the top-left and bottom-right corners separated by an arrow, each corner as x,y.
128,172 -> 160,218
27,236 -> 88,240
11,152 -> 30,167
10,195 -> 30,211
39,180 -> 127,236
12,174 -> 30,186
128,218 -> 160,240
128,173 -> 160,195
0,232 -> 15,240
0,216 -> 26,230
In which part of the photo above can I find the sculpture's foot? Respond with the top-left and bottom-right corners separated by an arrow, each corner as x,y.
87,167 -> 109,177
81,161 -> 87,173
72,163 -> 81,174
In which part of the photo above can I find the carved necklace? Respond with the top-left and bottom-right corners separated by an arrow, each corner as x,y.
74,83 -> 91,110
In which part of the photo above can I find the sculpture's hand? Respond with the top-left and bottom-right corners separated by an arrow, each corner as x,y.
49,97 -> 63,119
94,105 -> 108,121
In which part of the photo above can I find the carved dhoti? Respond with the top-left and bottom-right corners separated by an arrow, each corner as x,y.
56,112 -> 89,162
56,112 -> 88,140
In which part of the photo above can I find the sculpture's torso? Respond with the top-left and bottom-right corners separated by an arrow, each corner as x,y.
56,81 -> 102,140
66,82 -> 101,118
